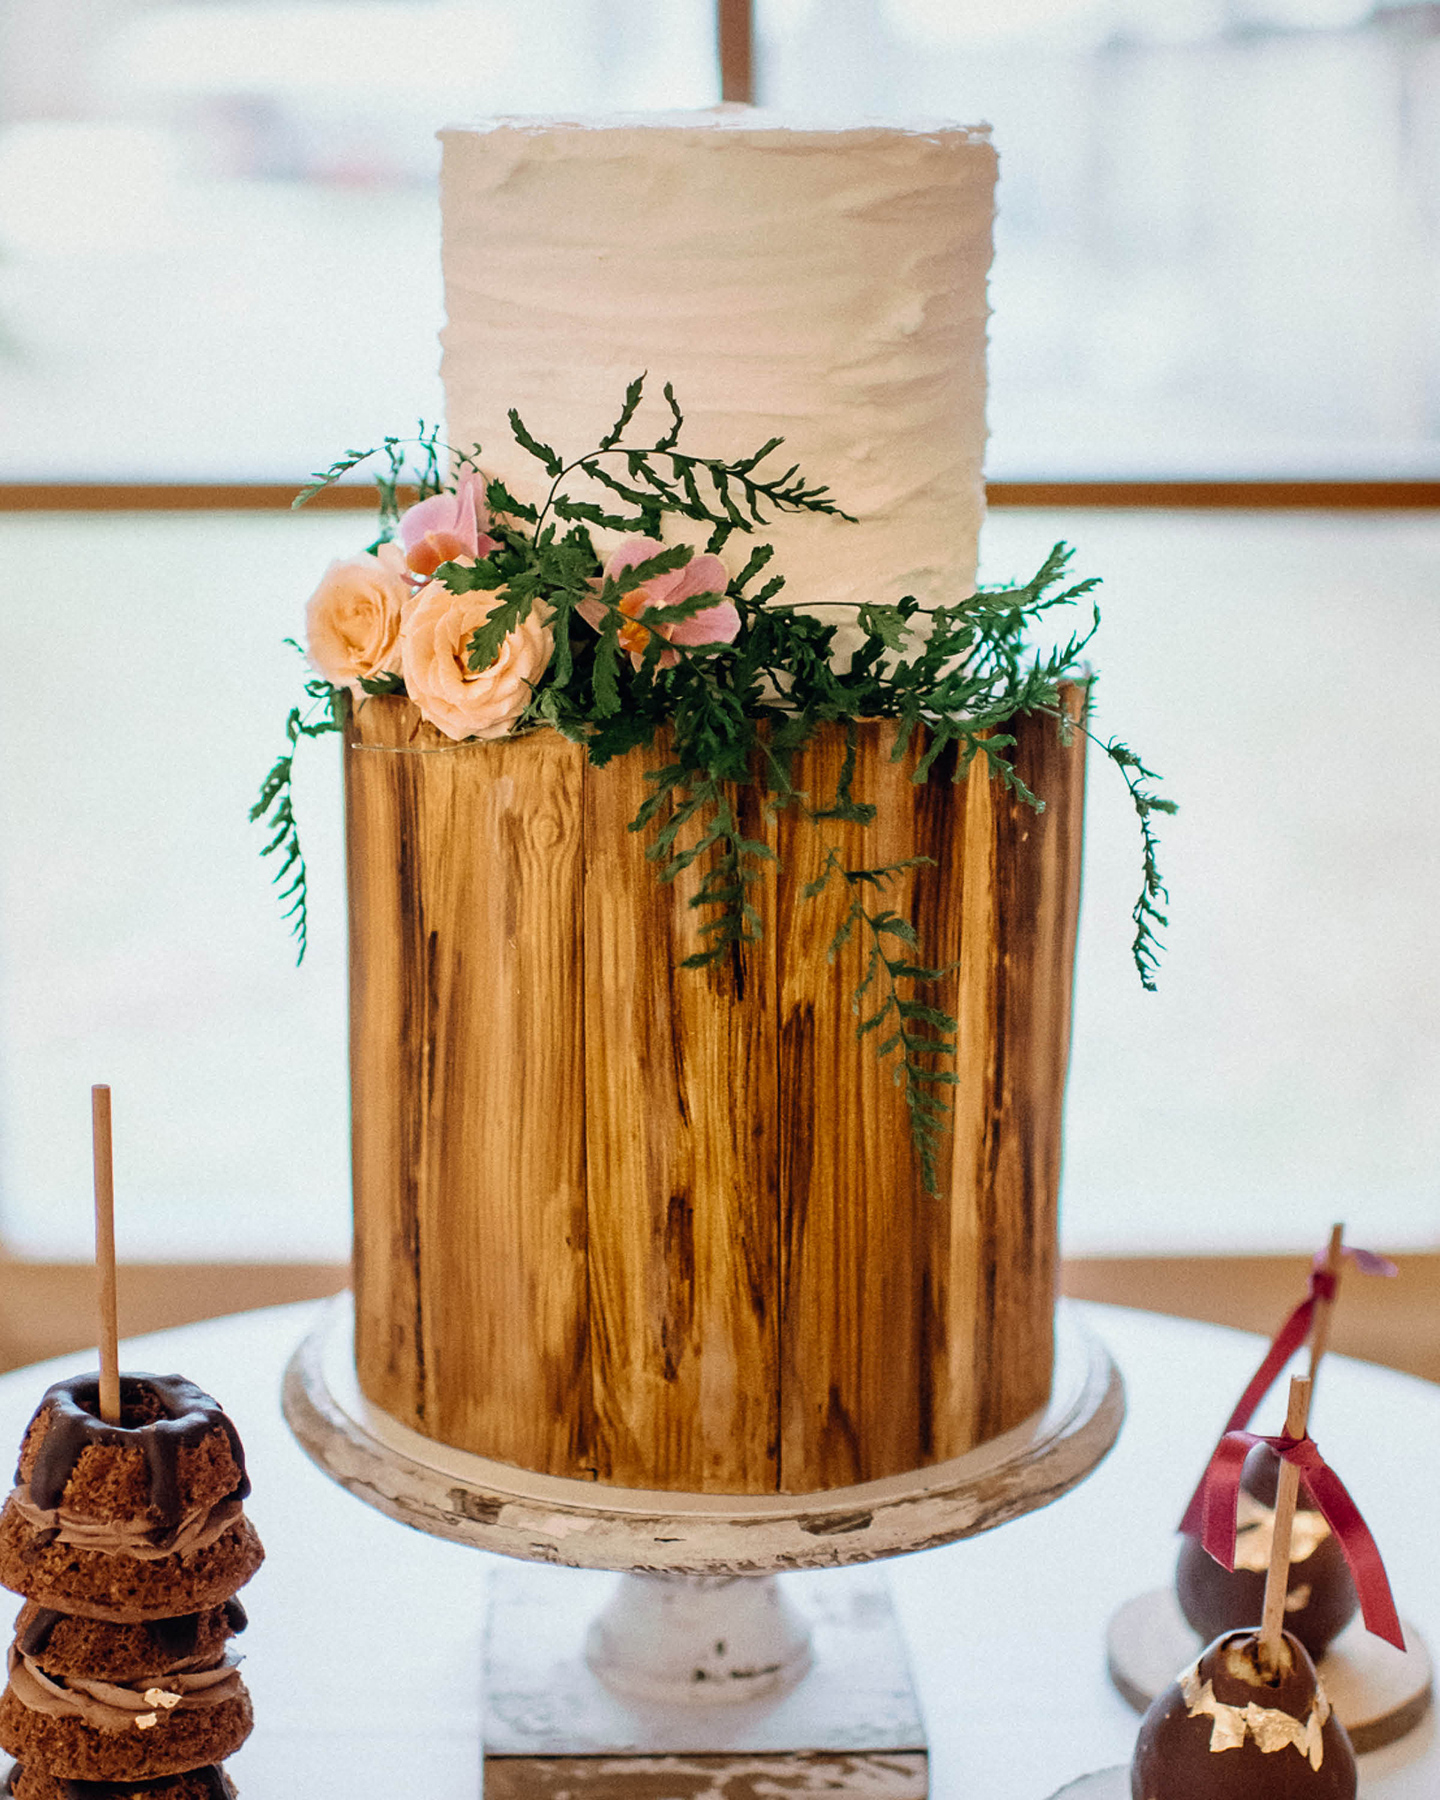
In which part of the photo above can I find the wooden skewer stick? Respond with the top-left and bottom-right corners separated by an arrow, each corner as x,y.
1259,1374 -> 1313,1674
92,1084 -> 121,1425
718,0 -> 754,104
1307,1221 -> 1346,1384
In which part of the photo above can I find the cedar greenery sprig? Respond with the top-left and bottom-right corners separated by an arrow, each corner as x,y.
248,654 -> 346,961
1101,741 -> 1176,991
293,421 -> 455,533
804,846 -> 960,1196
504,372 -> 856,554
262,377 -> 1174,1189
520,374 -> 857,556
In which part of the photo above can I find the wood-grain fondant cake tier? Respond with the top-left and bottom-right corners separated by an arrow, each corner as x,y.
347,693 -> 1085,1495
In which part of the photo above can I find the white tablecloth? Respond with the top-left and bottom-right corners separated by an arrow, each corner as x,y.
0,1302 -> 1434,1798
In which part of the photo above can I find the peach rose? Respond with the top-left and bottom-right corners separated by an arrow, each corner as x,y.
397,471 -> 498,578
577,536 -> 738,670
400,581 -> 553,741
304,541 -> 411,694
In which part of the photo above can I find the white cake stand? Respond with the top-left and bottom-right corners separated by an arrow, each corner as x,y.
284,1293 -> 1123,1797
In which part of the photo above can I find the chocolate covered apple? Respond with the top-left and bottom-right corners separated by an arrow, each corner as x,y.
1148,1366 -> 1407,1797
1172,1231 -> 1397,1670
1177,1443 -> 1358,1660
1132,1627 -> 1355,1800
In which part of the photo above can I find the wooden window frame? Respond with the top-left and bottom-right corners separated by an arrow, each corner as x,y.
3,481 -> 1439,511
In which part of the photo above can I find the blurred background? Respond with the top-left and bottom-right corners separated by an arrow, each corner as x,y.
0,0 -> 1436,1367
2,0 -> 1438,479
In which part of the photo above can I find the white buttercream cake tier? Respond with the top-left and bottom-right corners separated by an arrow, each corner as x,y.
439,110 -> 996,611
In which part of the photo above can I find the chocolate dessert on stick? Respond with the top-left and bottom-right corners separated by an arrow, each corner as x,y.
1133,1369 -> 1409,1798
1176,1226 -> 1370,1661
0,1088 -> 259,1798
1133,1374 -> 1397,1799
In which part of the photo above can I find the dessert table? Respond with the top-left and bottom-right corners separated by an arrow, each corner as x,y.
0,1300 -> 1434,1798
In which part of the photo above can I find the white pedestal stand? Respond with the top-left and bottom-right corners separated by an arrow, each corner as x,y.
483,1563 -> 930,1798
284,1295 -> 1124,1797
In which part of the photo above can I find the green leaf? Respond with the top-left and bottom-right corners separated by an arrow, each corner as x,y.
554,495 -> 646,532
599,373 -> 646,451
465,592 -> 527,672
508,407 -> 564,476
614,543 -> 693,590
655,381 -> 684,452
485,477 -> 539,523
857,604 -> 910,652
591,609 -> 622,716
437,556 -> 506,592
732,543 -> 775,594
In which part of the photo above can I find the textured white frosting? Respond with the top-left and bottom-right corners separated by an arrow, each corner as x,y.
439,111 -> 996,612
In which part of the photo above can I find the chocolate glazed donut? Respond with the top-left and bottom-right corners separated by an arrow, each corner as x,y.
20,1378 -> 250,1527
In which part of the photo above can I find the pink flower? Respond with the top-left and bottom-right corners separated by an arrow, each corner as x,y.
399,581 -> 553,742
577,537 -> 739,671
304,542 -> 411,695
397,471 -> 498,579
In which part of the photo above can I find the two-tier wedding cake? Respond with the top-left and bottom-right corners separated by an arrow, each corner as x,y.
342,112 -> 1086,1496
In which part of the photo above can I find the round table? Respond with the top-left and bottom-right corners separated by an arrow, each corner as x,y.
0,1302 -> 1434,1798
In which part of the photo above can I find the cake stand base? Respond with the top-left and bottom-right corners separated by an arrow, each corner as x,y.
484,1562 -> 927,1799
282,1294 -> 1123,1573
283,1295 -> 1122,1798
1106,1587 -> 1433,1753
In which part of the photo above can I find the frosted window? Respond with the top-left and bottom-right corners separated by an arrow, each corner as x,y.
759,0 -> 1440,478
0,0 -> 718,479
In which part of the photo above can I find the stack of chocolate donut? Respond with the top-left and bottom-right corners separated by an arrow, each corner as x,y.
0,1373 -> 262,1799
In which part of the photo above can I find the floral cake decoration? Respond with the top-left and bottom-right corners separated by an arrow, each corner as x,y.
255,376 -> 1174,1191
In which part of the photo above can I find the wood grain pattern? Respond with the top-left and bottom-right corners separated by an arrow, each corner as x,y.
485,1753 -> 928,1799
776,724 -> 928,1490
922,689 -> 1088,1459
348,696 -> 592,1476
347,700 -> 1086,1493
582,735 -> 779,1491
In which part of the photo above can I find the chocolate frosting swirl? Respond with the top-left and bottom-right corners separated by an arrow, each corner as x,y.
6,1488 -> 243,1560
6,1643 -> 242,1733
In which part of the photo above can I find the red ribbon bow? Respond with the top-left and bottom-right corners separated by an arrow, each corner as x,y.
1179,1243 -> 1396,1538
1195,1426 -> 1405,1652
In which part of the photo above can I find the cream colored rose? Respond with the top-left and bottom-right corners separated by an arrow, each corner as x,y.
400,581 -> 553,741
304,542 -> 411,694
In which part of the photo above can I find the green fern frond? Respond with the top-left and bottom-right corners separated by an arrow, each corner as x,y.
250,688 -> 345,961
